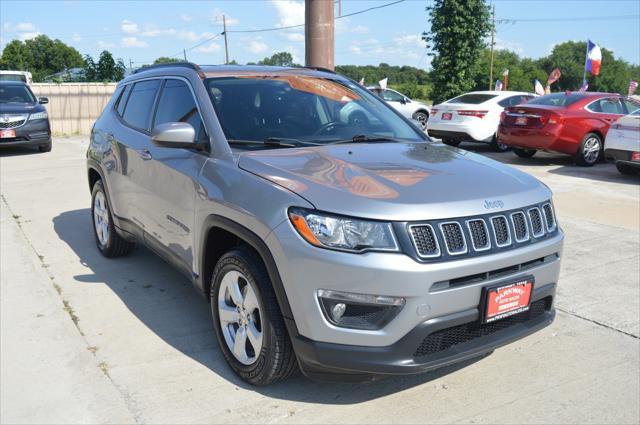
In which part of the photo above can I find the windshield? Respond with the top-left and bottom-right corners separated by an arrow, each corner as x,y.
527,93 -> 584,107
447,93 -> 497,104
204,75 -> 425,147
0,84 -> 36,103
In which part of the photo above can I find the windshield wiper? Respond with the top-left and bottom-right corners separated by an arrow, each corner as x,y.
227,137 -> 321,147
329,134 -> 410,145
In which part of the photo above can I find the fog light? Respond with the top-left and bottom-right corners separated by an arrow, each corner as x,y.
317,289 -> 405,330
331,303 -> 346,321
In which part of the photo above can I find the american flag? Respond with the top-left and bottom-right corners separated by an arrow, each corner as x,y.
629,80 -> 638,96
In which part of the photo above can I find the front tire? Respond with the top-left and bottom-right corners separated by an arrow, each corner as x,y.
211,247 -> 297,385
513,148 -> 537,158
91,180 -> 135,257
412,111 -> 429,131
575,133 -> 602,166
38,142 -> 52,153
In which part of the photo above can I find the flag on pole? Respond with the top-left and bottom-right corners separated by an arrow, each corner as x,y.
585,40 -> 602,76
578,81 -> 589,92
358,77 -> 365,86
379,77 -> 388,90
629,80 -> 638,96
534,79 -> 545,96
494,79 -> 503,91
502,69 -> 509,77
502,69 -> 509,90
547,68 -> 561,86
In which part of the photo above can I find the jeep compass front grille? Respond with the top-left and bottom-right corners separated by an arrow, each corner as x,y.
407,202 -> 558,262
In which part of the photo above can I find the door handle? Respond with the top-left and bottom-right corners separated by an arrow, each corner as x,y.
137,149 -> 153,160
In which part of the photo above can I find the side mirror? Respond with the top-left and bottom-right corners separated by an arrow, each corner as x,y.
39,97 -> 49,104
151,122 -> 196,148
403,97 -> 411,104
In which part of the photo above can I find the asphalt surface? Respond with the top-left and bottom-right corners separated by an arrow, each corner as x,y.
1,137 -> 639,424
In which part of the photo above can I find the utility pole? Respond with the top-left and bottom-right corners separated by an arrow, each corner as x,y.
222,15 -> 229,64
305,0 -> 334,70
183,49 -> 187,62
129,58 -> 133,73
489,4 -> 496,90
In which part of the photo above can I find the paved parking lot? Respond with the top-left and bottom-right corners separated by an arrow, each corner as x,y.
1,137 -> 639,424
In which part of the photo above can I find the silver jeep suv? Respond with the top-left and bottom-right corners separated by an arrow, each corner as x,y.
87,63 -> 563,385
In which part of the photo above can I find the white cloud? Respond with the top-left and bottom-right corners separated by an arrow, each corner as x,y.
121,36 -> 148,48
176,31 -> 217,42
393,34 -> 424,48
248,40 -> 269,54
195,42 -> 221,53
72,32 -> 82,42
270,0 -> 304,27
19,32 -> 41,41
284,32 -> 305,42
211,8 -> 239,26
121,20 -> 139,34
181,14 -> 192,22
15,22 -> 36,32
495,37 -> 523,55
97,40 -> 115,49
351,25 -> 368,34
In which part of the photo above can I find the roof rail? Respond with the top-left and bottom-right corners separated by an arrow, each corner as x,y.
301,66 -> 336,74
133,62 -> 203,76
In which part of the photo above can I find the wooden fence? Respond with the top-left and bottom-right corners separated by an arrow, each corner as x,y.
30,83 -> 118,135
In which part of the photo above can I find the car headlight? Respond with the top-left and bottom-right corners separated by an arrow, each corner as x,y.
29,111 -> 48,121
288,208 -> 398,252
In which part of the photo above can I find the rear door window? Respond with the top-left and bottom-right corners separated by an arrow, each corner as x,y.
381,90 -> 404,102
153,79 -> 207,142
622,99 -> 640,114
116,84 -> 132,116
588,98 -> 625,114
121,79 -> 160,131
447,94 -> 497,104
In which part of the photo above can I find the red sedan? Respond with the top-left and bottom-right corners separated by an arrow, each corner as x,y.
498,92 -> 640,166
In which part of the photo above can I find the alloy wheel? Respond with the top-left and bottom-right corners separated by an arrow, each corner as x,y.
218,270 -> 264,365
93,191 -> 110,246
582,136 -> 601,164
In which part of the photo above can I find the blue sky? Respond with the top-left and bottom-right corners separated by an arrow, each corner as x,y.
1,0 -> 638,69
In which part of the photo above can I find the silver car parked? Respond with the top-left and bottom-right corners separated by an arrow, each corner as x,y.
87,63 -> 564,385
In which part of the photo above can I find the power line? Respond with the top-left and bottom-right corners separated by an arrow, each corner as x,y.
497,14 -> 639,23
226,0 -> 406,34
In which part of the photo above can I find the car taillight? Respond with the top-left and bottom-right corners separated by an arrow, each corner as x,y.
548,116 -> 562,125
458,110 -> 488,118
431,109 -> 438,115
631,152 -> 640,162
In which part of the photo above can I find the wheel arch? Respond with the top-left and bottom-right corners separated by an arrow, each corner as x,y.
199,215 -> 297,331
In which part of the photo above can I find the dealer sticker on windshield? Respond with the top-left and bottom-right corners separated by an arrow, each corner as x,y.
483,278 -> 533,323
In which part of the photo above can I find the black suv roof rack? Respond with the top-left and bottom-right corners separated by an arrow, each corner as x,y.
133,62 -> 203,75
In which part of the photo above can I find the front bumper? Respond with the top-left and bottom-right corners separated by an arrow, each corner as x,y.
292,283 -> 555,378
0,119 -> 51,148
266,216 -> 564,377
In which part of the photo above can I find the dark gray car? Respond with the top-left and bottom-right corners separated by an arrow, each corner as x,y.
87,63 -> 563,385
0,81 -> 51,152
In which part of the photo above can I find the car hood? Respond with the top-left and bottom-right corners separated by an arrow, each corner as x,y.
0,102 -> 43,115
238,142 -> 551,221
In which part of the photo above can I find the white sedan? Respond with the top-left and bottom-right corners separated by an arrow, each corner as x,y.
367,87 -> 431,130
427,90 -> 536,151
604,109 -> 640,175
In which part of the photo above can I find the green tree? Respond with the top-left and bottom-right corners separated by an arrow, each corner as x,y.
423,0 -> 491,103
96,50 -> 116,81
114,58 -> 126,81
82,54 -> 97,81
258,52 -> 294,67
0,35 -> 82,81
153,57 -> 183,65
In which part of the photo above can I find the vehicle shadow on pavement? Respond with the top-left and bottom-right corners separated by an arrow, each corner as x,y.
459,142 -> 640,186
0,146 -> 43,156
53,208 -> 488,404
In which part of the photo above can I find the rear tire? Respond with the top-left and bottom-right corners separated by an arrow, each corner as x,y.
211,246 -> 298,386
38,142 -> 52,153
575,133 -> 602,167
616,162 -> 639,175
490,135 -> 510,152
442,139 -> 461,147
91,180 -> 135,257
513,148 -> 537,158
